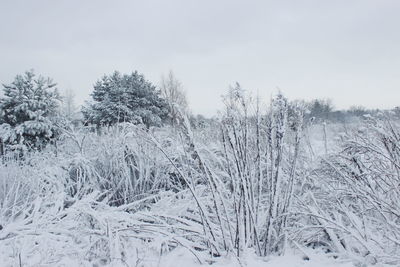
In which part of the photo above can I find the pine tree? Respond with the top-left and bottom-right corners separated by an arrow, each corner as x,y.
83,71 -> 168,127
0,70 -> 61,151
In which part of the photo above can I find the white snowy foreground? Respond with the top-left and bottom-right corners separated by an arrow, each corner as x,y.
133,248 -> 357,267
0,244 -> 383,267
30,250 -> 377,267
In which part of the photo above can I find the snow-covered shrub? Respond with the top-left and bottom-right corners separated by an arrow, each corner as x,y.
217,89 -> 307,256
296,117 -> 400,265
146,87 -> 308,258
53,122 -> 186,206
0,126 -> 204,265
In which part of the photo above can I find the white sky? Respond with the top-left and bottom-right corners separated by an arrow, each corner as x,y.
1,0 -> 399,115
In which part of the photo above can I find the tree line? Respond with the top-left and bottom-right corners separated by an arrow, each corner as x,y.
0,69 -> 188,154
1,69 -> 399,154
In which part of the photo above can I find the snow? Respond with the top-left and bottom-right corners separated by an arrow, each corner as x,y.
159,248 -> 355,267
0,246 -> 359,267
1,87 -> 400,266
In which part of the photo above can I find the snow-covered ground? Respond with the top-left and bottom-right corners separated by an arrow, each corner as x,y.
1,111 -> 400,266
157,248 -> 356,267
47,248 -> 370,267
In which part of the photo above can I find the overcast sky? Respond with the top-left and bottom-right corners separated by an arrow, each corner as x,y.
0,0 -> 399,115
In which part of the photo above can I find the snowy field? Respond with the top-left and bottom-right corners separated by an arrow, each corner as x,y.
1,115 -> 399,267
40,248 -> 363,267
1,82 -> 400,266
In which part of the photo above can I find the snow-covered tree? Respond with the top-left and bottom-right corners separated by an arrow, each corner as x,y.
61,88 -> 77,119
0,70 -> 61,151
83,71 -> 168,128
160,70 -> 189,125
307,98 -> 334,121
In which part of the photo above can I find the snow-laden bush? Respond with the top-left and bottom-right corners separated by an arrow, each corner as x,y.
0,125 -> 205,265
295,117 -> 400,265
142,87 -> 310,258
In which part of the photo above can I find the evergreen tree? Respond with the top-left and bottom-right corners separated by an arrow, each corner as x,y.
83,71 -> 167,127
307,99 -> 334,121
0,70 -> 61,151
